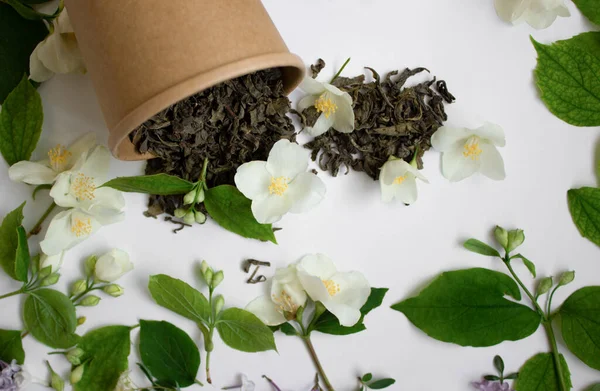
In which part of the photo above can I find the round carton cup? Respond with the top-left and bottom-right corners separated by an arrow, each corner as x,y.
65,0 -> 305,160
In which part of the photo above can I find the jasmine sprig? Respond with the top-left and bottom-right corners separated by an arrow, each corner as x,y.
358,373 -> 396,390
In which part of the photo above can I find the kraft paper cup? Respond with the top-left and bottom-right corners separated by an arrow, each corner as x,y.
65,0 -> 305,160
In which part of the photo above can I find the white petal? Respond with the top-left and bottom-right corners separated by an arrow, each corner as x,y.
40,209 -> 100,256
234,161 -> 271,200
8,161 -> 56,185
78,146 -> 111,180
29,45 -> 55,82
555,4 -> 571,17
271,265 -> 307,308
297,254 -> 337,280
266,139 -> 309,179
299,76 -> 326,95
245,295 -> 287,326
56,9 -> 75,34
393,175 -> 419,204
380,159 -> 410,186
430,127 -> 470,152
324,82 -> 350,98
479,143 -> 506,180
494,0 -> 530,23
472,122 -> 506,147
297,94 -> 318,112
441,143 -> 481,182
90,187 -> 126,214
330,271 -> 371,309
323,301 -> 362,327
380,181 -> 395,203
94,249 -> 133,282
332,95 -> 355,133
36,29 -> 84,75
287,172 -> 326,214
66,133 -> 97,169
305,113 -> 335,137
241,375 -> 256,391
50,172 -> 79,208
90,209 -> 125,226
251,194 -> 293,224
524,8 -> 559,29
39,252 -> 65,273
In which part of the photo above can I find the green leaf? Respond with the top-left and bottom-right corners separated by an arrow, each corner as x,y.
368,379 -> 396,389
23,289 -> 79,349
0,329 -> 25,364
14,226 -> 29,282
362,373 -> 373,382
587,385 -> 600,391
391,268 -> 542,347
148,274 -> 210,324
216,308 -> 276,352
0,76 -> 44,165
568,187 -> 600,247
101,174 -> 195,196
559,286 -> 600,370
464,239 -> 501,257
532,33 -> 600,127
73,326 -> 131,391
279,322 -> 298,336
512,254 -> 537,278
574,0 -> 600,25
0,3 -> 47,103
515,353 -> 572,391
204,185 -> 277,244
1,0 -> 61,20
311,288 -> 388,336
0,202 -> 25,281
494,355 -> 505,375
139,320 -> 200,388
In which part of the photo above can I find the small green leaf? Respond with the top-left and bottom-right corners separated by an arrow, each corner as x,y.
0,76 -> 44,165
568,187 -> 600,247
204,185 -> 277,244
484,375 -> 501,381
101,174 -> 195,196
559,286 -> 600,370
573,0 -> 600,25
15,226 -> 29,282
464,239 -> 501,257
0,3 -> 47,103
362,373 -> 373,383
391,268 -> 542,347
139,320 -> 200,388
0,202 -> 25,281
515,353 -> 572,391
216,308 -> 276,352
0,329 -> 25,364
279,322 -> 298,336
494,355 -> 505,375
505,373 -> 519,380
368,379 -> 396,389
23,289 -> 79,349
512,254 -> 536,278
532,33 -> 600,127
73,326 -> 131,391
311,288 -> 388,335
148,274 -> 210,324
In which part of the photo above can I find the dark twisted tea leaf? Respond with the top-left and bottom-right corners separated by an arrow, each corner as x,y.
129,69 -> 296,217
301,60 -> 454,179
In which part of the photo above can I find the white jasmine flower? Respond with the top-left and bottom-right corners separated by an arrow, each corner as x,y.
431,122 -> 506,182
380,158 -> 428,204
8,133 -> 96,185
30,9 -> 86,82
495,0 -> 570,29
246,265 -> 307,326
298,76 -> 355,137
296,254 -> 370,327
39,251 -> 65,272
234,139 -> 326,224
94,249 -> 133,282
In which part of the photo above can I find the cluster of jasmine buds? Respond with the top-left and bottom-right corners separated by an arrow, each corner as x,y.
174,159 -> 209,225
200,260 -> 224,291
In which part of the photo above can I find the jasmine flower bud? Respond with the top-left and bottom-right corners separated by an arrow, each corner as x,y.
493,226 -> 509,250
196,187 -> 205,203
38,265 -> 52,279
204,269 -> 214,286
103,284 -> 124,297
79,295 -> 101,307
507,229 -> 525,253
77,316 -> 86,326
183,211 -> 195,225
41,273 -> 60,287
558,271 -> 575,287
212,270 -> 224,288
537,277 -> 553,297
174,208 -> 187,219
84,255 -> 97,277
201,260 -> 210,274
67,348 -> 84,366
194,210 -> 206,224
70,365 -> 84,384
214,295 -> 225,315
183,189 -> 197,205
47,361 -> 65,391
71,280 -> 87,296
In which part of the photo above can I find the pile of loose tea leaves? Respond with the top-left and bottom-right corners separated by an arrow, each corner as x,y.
129,68 -> 295,216
299,59 -> 455,179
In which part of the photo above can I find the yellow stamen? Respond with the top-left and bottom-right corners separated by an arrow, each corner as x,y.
314,93 -> 338,118
47,145 -> 71,171
393,175 -> 406,185
463,136 -> 483,160
268,176 -> 289,196
272,291 -> 298,314
71,218 -> 92,237
323,280 -> 340,297
71,173 -> 96,201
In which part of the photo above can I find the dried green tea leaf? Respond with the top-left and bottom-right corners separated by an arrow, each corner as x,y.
0,329 -> 25,364
532,33 -> 600,127
515,353 -> 572,391
204,185 -> 277,244
216,308 -> 277,353
574,0 -> 600,25
559,286 -> 600,370
0,202 -> 25,281
567,187 -> 600,247
392,268 -> 541,347
102,174 -> 195,195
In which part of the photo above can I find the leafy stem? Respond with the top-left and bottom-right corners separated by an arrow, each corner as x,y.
0,288 -> 24,300
302,335 -> 334,391
502,254 -> 546,320
27,202 -> 57,238
203,286 -> 216,384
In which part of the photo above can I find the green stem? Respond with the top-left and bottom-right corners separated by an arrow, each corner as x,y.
330,57 -> 351,83
71,286 -> 101,304
302,336 -> 335,391
205,287 -> 215,384
27,202 -> 57,238
503,256 -> 546,319
0,289 -> 24,300
547,285 -> 560,317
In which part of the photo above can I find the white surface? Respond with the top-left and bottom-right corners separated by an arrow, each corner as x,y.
1,0 -> 599,390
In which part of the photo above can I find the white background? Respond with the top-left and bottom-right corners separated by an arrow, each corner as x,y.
1,0 -> 599,390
